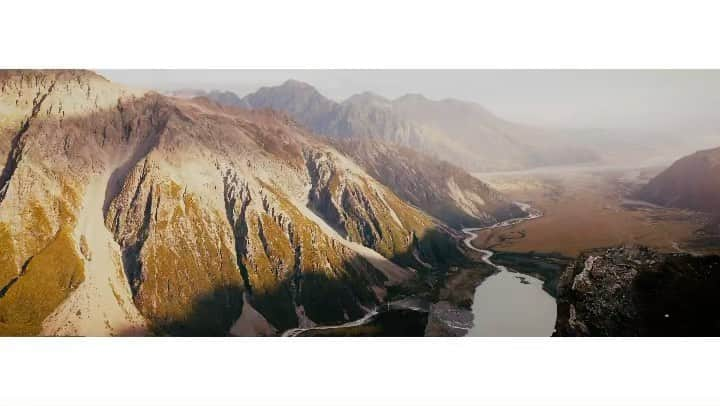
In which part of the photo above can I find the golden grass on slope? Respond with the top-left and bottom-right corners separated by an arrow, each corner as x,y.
136,181 -> 244,335
0,226 -> 84,336
0,223 -> 18,288
262,180 -> 347,274
240,181 -> 384,328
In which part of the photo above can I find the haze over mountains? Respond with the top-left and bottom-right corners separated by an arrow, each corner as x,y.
2,69 -> 719,337
168,78 -> 720,176
172,85 -> 528,228
174,80 -> 601,172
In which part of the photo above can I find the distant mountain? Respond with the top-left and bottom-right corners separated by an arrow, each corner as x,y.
239,80 -> 336,129
165,88 -> 207,99
232,80 -> 600,172
191,82 -> 524,228
635,146 -> 720,213
167,89 -> 247,107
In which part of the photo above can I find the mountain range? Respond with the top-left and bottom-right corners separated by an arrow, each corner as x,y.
173,80 -> 600,172
0,70 -> 526,336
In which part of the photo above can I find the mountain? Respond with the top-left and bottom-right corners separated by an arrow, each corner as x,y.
200,83 -> 524,228
330,138 -> 524,228
391,94 -> 600,171
0,70 -> 466,336
239,79 -> 335,129
232,80 -> 599,172
635,146 -> 720,213
168,88 -> 247,107
555,245 -> 720,336
200,83 -> 529,227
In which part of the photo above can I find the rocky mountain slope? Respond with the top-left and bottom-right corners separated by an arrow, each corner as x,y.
0,70 -> 462,336
330,138 -> 524,228
231,80 -> 599,172
555,245 -> 720,336
635,146 -> 720,213
193,83 -> 527,228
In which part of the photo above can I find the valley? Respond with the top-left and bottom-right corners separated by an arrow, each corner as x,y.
472,165 -> 716,257
449,162 -> 720,337
285,202 -> 560,337
461,204 -> 557,337
1,69 -> 719,337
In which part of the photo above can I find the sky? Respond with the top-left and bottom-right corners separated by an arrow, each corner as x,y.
99,70 -> 720,131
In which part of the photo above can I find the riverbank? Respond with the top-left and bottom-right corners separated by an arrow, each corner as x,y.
425,202 -> 552,336
281,202 -> 549,337
489,251 -> 570,297
424,262 -> 496,336
459,203 -> 559,336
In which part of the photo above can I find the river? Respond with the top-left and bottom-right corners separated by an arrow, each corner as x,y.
282,202 -> 556,337
462,202 -> 557,337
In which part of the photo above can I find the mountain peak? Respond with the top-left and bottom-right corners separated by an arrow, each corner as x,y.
280,79 -> 315,90
0,69 -> 143,122
238,78 -> 337,130
394,93 -> 428,103
248,79 -> 328,102
0,69 -> 111,90
344,91 -> 389,106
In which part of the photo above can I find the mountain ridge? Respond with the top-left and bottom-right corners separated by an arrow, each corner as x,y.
0,70 -> 470,336
635,146 -> 720,213
179,83 -> 530,227
221,79 -> 600,171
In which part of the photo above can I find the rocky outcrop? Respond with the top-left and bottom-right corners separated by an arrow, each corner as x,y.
555,245 -> 720,336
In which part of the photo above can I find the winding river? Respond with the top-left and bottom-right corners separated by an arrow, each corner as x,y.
462,202 -> 557,336
282,202 -> 556,337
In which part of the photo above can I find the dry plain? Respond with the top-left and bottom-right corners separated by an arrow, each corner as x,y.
472,165 -> 718,258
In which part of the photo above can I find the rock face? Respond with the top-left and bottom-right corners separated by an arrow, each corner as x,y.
233,80 -> 599,172
0,70 -> 458,336
635,146 -> 720,213
330,138 -> 524,228
555,245 -> 720,336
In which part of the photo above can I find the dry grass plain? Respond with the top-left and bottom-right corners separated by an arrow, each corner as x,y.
472,166 -> 718,258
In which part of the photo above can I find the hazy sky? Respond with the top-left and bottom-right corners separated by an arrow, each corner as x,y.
99,70 -> 720,130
